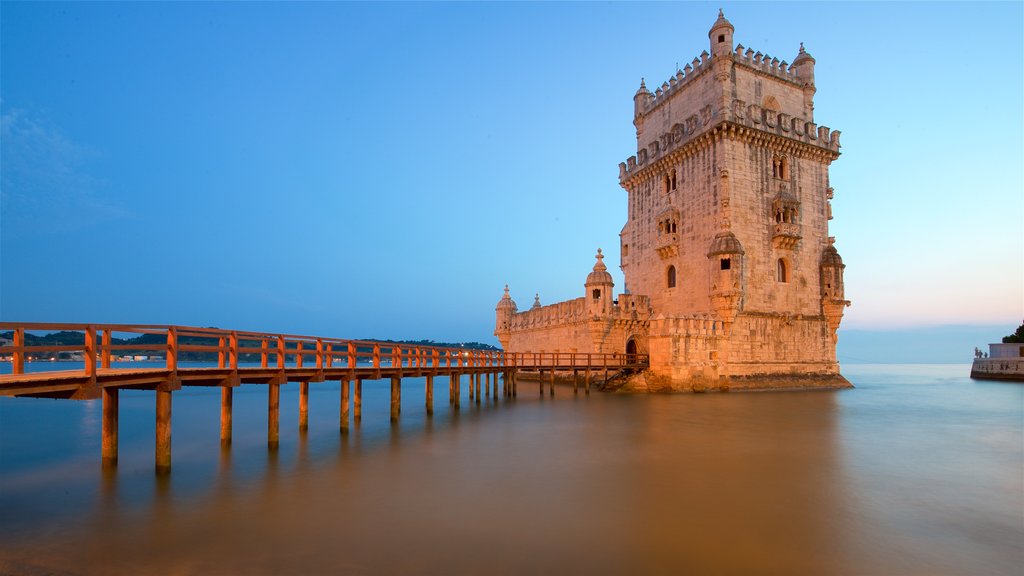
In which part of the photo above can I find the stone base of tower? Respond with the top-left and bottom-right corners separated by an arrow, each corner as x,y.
632,312 -> 852,392
620,370 -> 851,393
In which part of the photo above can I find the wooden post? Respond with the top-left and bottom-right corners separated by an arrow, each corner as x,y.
261,339 -> 269,368
166,327 -> 178,373
268,383 -> 280,448
156,389 -> 172,473
549,369 -> 555,397
299,381 -> 309,431
453,373 -> 461,408
102,387 -> 118,467
218,336 -> 226,368
101,329 -> 112,370
340,378 -> 350,432
354,379 -> 362,422
469,370 -> 475,400
390,376 -> 401,422
475,373 -> 481,405
585,368 -> 591,396
221,387 -> 233,444
85,326 -> 97,380
573,370 -> 579,394
12,328 -> 24,375
425,375 -> 434,415
485,373 -> 491,398
539,371 -> 544,396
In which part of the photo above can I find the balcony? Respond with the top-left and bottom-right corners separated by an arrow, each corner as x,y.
656,233 -> 679,259
772,223 -> 801,250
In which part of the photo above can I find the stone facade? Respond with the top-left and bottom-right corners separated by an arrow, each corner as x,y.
495,11 -> 851,391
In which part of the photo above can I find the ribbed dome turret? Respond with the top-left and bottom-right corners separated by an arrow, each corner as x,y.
821,244 -> 844,268
793,42 -> 815,65
495,284 -> 518,312
585,249 -> 614,285
707,231 -> 745,257
634,78 -> 651,98
708,8 -> 734,36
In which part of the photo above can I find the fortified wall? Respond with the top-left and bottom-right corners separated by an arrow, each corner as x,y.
494,11 -> 851,392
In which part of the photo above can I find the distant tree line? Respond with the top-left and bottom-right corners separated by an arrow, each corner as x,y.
1,330 -> 499,361
1003,322 -> 1024,344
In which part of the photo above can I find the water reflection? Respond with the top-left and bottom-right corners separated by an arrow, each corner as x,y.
0,367 -> 1021,574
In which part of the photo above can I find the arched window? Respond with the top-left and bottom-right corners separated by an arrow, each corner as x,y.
777,259 -> 788,283
592,289 -> 601,300
663,174 -> 671,194
671,169 -> 677,191
667,265 -> 677,288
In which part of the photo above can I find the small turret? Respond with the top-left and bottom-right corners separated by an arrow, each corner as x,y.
494,284 -> 517,349
531,294 -> 542,310
820,242 -> 851,347
792,43 -> 816,85
707,231 -> 745,325
585,249 -> 615,317
633,78 -> 653,119
709,9 -> 735,57
793,43 -> 817,119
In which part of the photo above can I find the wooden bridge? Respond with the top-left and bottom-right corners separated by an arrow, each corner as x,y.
0,323 -> 648,472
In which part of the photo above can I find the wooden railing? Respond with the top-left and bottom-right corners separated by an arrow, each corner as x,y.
0,322 -> 648,381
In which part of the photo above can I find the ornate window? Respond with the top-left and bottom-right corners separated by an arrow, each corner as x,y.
662,169 -> 678,194
667,265 -> 677,288
777,258 -> 788,283
771,155 -> 789,179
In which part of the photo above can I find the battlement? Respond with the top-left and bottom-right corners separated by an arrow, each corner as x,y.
641,50 -> 713,115
509,293 -> 651,331
731,44 -> 804,85
619,98 -> 840,183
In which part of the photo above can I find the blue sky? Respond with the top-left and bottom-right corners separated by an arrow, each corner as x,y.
2,2 -> 1021,357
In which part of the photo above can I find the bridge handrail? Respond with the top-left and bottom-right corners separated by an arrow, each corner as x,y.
0,322 -> 647,380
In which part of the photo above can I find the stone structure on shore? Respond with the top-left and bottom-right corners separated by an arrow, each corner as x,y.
495,11 -> 851,391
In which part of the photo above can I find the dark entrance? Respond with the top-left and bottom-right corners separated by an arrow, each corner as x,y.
626,338 -> 637,363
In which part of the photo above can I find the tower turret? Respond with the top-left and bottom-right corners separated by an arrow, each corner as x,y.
708,9 -> 735,57
494,284 -> 517,349
585,249 -> 615,318
707,231 -> 745,326
792,43 -> 817,119
633,78 -> 653,124
820,242 -> 850,348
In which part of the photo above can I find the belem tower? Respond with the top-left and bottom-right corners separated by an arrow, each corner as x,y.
493,11 -> 851,392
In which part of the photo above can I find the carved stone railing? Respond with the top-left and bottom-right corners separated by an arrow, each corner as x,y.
772,223 -> 801,250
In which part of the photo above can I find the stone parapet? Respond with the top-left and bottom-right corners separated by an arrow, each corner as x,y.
970,358 -> 1024,381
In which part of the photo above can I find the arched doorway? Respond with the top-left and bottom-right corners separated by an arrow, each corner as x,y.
626,338 -> 637,363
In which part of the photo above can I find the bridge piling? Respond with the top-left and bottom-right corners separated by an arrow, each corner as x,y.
549,370 -> 555,397
102,387 -> 118,467
221,387 -> 233,445
299,382 -> 309,431
268,383 -> 280,449
425,375 -> 434,415
390,376 -> 401,422
155,389 -> 172,474
340,378 -> 350,432
354,379 -> 362,423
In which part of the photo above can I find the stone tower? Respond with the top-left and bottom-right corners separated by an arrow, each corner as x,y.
496,11 -> 849,391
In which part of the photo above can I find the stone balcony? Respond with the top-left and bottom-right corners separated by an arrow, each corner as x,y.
772,223 -> 801,249
656,233 -> 679,259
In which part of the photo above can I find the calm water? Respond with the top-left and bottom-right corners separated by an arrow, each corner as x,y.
0,363 -> 1021,575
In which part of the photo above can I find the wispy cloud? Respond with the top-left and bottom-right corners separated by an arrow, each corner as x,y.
1,105 -> 130,235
